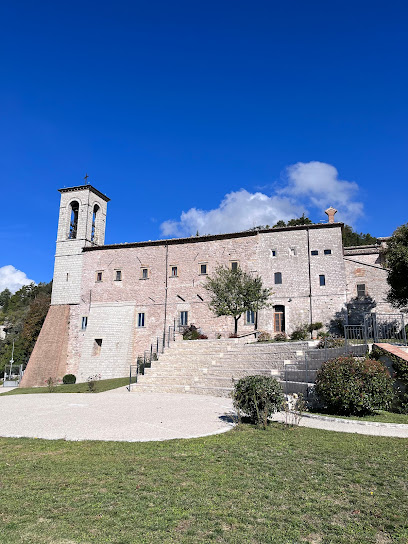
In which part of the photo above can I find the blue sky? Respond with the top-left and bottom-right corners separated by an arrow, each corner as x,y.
1,0 -> 407,290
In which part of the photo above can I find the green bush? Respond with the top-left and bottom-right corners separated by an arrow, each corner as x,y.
314,356 -> 394,416
308,322 -> 323,333
62,374 -> 76,385
183,325 -> 208,340
232,375 -> 284,427
290,325 -> 308,341
316,336 -> 345,349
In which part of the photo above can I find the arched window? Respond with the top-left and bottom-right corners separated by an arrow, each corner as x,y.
91,204 -> 99,243
68,201 -> 79,239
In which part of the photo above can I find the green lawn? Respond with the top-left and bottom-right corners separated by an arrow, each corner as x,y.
0,425 -> 407,543
308,410 -> 408,424
2,377 -> 129,395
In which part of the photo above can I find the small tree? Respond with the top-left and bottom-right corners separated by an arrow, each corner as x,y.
386,223 -> 408,308
204,266 -> 272,334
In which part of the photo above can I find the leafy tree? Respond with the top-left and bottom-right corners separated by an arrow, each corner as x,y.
273,214 -> 312,228
0,289 -> 11,313
342,225 -> 377,247
204,266 -> 272,334
386,223 -> 408,308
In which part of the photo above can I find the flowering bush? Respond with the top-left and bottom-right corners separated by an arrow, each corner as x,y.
87,374 -> 102,393
257,331 -> 271,342
182,325 -> 208,340
45,377 -> 58,392
232,375 -> 284,428
274,332 -> 287,342
314,356 -> 394,415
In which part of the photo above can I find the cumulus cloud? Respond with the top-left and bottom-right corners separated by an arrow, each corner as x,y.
0,265 -> 35,294
160,161 -> 364,237
281,161 -> 363,225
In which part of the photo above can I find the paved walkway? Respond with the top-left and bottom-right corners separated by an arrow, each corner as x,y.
0,387 -> 407,441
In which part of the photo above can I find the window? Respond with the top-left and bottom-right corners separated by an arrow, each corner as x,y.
68,201 -> 79,240
171,266 -> 178,277
81,317 -> 88,330
274,305 -> 285,332
357,284 -> 366,298
324,249 -> 332,255
246,310 -> 255,325
200,263 -> 207,275
319,274 -> 326,286
93,339 -> 102,356
230,261 -> 238,271
180,311 -> 188,326
274,272 -> 282,284
271,249 -> 277,257
137,313 -> 145,327
115,270 -> 122,281
66,273 -> 69,281
289,247 -> 297,256
141,268 -> 149,279
96,271 -> 103,282
311,250 -> 319,256
91,204 -> 99,243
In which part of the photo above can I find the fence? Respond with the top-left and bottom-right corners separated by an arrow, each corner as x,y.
284,340 -> 368,396
344,314 -> 407,346
2,363 -> 25,387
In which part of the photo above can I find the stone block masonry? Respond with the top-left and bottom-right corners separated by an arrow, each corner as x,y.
22,184 -> 398,385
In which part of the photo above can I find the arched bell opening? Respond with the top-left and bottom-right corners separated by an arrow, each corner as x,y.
91,204 -> 100,243
68,201 -> 79,239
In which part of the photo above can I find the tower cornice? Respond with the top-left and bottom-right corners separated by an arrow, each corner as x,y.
58,185 -> 110,202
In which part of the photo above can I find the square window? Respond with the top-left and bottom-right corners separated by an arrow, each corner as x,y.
271,249 -> 277,257
231,261 -> 238,271
138,313 -> 145,327
180,311 -> 188,326
171,266 -> 178,277
274,272 -> 282,284
289,247 -> 297,256
324,249 -> 332,255
311,250 -> 319,256
319,274 -> 326,286
115,270 -> 122,281
93,338 -> 102,356
357,284 -> 366,298
246,310 -> 255,325
96,271 -> 103,282
81,317 -> 88,330
200,263 -> 207,275
141,268 -> 149,279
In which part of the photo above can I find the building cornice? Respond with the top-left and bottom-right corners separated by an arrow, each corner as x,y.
58,185 -> 110,202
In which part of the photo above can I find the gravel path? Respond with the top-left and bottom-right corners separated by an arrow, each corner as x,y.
0,387 -> 407,441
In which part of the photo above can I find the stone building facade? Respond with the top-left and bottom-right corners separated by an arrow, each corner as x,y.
20,184 -> 396,386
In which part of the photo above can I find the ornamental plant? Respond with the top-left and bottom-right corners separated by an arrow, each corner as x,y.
232,375 -> 284,428
62,374 -> 76,384
314,356 -> 394,415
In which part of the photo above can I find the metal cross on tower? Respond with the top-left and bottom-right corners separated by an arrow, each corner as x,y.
84,173 -> 89,184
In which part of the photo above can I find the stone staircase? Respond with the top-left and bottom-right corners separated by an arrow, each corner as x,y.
131,338 -> 309,397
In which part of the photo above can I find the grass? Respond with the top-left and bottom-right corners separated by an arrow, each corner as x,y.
0,425 -> 407,543
2,377 -> 129,395
308,410 -> 408,425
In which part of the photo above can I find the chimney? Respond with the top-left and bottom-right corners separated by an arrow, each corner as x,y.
325,206 -> 338,224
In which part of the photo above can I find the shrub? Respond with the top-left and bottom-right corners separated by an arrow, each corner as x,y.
316,336 -> 345,349
229,333 -> 238,338
371,344 -> 408,414
87,374 -> 101,393
290,325 -> 308,341
257,330 -> 271,342
183,324 -> 208,340
232,375 -> 284,428
314,356 -> 394,415
274,332 -> 287,342
62,374 -> 76,385
308,322 -> 323,333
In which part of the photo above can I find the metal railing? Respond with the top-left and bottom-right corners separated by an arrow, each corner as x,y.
127,321 -> 176,390
344,314 -> 407,346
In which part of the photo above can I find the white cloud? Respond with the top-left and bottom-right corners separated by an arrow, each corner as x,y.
281,161 -> 363,224
0,265 -> 35,294
160,161 -> 364,237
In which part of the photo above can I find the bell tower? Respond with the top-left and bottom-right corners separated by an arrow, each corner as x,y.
51,184 -> 110,305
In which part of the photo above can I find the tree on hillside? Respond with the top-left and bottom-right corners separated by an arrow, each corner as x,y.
342,225 -> 377,247
386,223 -> 408,309
0,289 -> 11,313
204,266 -> 272,334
